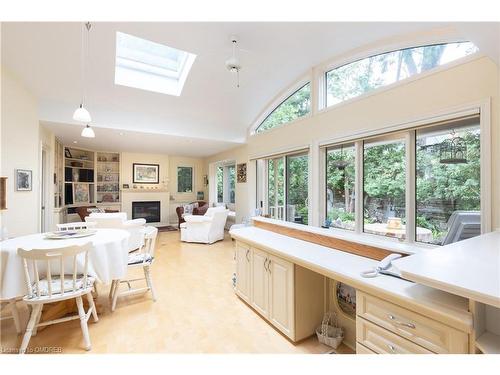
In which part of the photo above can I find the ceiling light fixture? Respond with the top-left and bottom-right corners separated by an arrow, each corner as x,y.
225,37 -> 242,88
81,124 -> 95,138
74,22 -> 92,124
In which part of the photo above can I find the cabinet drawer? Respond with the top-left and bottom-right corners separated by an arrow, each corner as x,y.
357,318 -> 432,354
356,343 -> 377,354
356,292 -> 468,354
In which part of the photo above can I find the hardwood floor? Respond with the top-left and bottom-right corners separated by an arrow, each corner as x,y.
1,231 -> 331,354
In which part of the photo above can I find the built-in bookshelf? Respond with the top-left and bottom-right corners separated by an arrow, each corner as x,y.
64,147 -> 95,206
54,138 -> 64,208
96,152 -> 120,204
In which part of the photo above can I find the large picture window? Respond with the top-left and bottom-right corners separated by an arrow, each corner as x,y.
321,114 -> 482,246
416,119 -> 480,244
326,144 -> 355,230
256,83 -> 311,134
326,42 -> 477,108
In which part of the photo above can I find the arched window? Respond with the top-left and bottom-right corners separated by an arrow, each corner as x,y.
325,42 -> 478,107
256,82 -> 311,134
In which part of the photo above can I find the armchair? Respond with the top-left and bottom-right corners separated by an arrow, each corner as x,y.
175,201 -> 208,229
85,212 -> 146,252
180,207 -> 229,244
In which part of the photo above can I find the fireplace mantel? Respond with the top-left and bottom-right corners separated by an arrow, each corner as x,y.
121,190 -> 170,225
121,189 -> 169,193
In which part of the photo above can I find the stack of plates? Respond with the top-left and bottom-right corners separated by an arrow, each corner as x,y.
44,229 -> 97,240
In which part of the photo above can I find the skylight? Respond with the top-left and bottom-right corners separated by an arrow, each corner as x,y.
115,32 -> 196,96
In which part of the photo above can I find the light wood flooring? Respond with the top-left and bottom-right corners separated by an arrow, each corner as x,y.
1,231 -> 332,354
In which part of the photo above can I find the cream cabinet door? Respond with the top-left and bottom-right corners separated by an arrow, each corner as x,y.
235,242 -> 251,302
251,247 -> 269,318
268,254 -> 294,339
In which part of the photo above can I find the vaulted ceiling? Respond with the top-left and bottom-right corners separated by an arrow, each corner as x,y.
2,22 -> 498,156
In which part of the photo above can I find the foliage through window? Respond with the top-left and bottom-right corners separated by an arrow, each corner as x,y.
177,166 -> 193,193
216,166 -> 224,203
416,120 -> 480,244
257,83 -> 311,133
228,165 -> 236,204
326,144 -> 355,230
326,42 -> 478,107
363,138 -> 406,238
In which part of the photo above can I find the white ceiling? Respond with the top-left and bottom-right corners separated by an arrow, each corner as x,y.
2,22 -> 499,157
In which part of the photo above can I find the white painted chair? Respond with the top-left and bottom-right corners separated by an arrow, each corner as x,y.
17,243 -> 98,354
180,207 -> 229,244
109,226 -> 158,311
0,299 -> 22,334
85,212 -> 146,252
56,222 -> 97,231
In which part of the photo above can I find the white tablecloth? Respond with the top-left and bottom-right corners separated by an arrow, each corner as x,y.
0,229 -> 130,300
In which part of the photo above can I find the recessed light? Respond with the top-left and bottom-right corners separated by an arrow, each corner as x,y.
73,140 -> 78,144
119,132 -> 124,136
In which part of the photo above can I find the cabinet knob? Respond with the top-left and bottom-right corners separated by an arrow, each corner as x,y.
246,249 -> 250,262
268,259 -> 271,274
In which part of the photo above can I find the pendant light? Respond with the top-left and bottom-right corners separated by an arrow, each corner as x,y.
74,22 -> 92,124
81,124 -> 95,138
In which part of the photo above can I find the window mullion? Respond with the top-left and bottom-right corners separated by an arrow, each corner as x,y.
405,131 -> 416,243
354,140 -> 363,234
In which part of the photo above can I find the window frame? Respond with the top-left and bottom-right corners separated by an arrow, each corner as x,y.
177,166 -> 194,194
318,102 -> 490,247
260,149 -> 310,225
250,76 -> 312,135
317,40 -> 480,113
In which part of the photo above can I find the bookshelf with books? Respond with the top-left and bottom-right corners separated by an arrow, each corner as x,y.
96,152 -> 120,205
64,147 -> 95,206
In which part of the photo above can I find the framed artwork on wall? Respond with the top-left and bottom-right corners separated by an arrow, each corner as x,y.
133,163 -> 160,184
237,163 -> 247,183
73,183 -> 90,204
15,169 -> 32,191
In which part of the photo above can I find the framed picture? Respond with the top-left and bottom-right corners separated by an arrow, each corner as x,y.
333,281 -> 356,320
73,183 -> 90,204
15,169 -> 32,191
64,148 -> 72,158
237,163 -> 247,183
133,163 -> 160,184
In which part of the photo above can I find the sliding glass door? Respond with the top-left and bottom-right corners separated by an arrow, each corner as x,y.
267,157 -> 285,220
286,153 -> 308,224
265,152 -> 308,224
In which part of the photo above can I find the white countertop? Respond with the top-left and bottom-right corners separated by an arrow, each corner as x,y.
394,231 -> 500,308
252,217 -> 433,255
230,225 -> 472,332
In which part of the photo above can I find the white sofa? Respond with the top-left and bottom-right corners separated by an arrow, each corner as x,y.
180,207 -> 229,244
85,212 -> 146,251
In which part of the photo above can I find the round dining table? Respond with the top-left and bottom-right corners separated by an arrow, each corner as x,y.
0,229 -> 130,300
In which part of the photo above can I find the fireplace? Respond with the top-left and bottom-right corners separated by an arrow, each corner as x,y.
132,201 -> 161,223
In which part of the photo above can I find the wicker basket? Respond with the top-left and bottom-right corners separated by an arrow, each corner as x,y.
316,312 -> 344,349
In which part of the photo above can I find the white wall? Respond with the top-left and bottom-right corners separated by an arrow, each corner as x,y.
1,67 -> 40,237
205,57 -> 500,229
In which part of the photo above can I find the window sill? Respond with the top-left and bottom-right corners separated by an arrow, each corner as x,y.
252,216 -> 436,255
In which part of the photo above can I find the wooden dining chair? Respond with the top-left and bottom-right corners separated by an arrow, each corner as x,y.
109,226 -> 158,311
56,222 -> 97,231
17,243 -> 98,354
